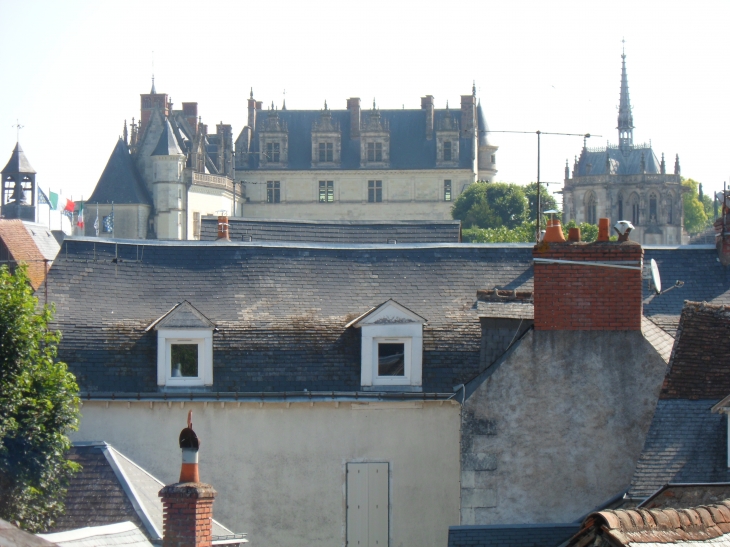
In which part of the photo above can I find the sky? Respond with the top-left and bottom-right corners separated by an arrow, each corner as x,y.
1,0 -> 729,219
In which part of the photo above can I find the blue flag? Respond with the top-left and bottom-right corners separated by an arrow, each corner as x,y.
38,187 -> 51,207
103,211 -> 114,233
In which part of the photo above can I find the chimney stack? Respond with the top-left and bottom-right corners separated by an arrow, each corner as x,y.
421,95 -> 434,139
217,216 -> 230,241
247,90 -> 256,129
159,411 -> 217,547
347,98 -> 361,138
460,95 -> 476,138
533,218 -> 643,331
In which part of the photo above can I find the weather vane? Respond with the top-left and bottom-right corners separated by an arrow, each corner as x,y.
12,120 -> 24,142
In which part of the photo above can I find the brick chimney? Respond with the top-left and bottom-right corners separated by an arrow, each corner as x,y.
533,219 -> 643,330
247,90 -> 256,129
421,95 -> 434,139
159,411 -> 217,547
347,97 -> 361,138
460,95 -> 476,137
217,216 -> 229,241
182,103 -> 198,134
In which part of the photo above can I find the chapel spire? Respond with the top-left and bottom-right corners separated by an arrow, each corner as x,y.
617,41 -> 634,150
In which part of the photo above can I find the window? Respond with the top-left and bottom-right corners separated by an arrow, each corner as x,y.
586,193 -> 597,225
318,142 -> 334,162
444,180 -> 452,202
443,141 -> 452,162
368,180 -> 382,203
668,197 -> 673,224
267,181 -> 280,203
319,181 -> 334,203
632,201 -> 640,225
171,342 -> 198,377
491,154 -> 496,164
649,194 -> 658,222
193,212 -> 201,240
367,142 -> 383,162
347,462 -> 388,547
266,142 -> 280,162
349,299 -> 425,388
618,195 -> 624,220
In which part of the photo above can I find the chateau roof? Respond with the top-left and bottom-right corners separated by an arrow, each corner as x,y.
2,143 -> 36,174
151,119 -> 183,156
239,107 -> 477,171
0,219 -> 50,290
87,139 -> 153,206
199,217 -> 462,243
574,145 -> 662,177
477,100 -> 491,146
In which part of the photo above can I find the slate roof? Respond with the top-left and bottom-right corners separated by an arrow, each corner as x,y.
643,246 -> 730,336
448,523 -> 580,547
567,501 -> 730,545
573,145 -> 661,177
239,107 -> 477,171
639,484 -> 730,511
151,119 -> 183,157
87,140 -> 152,206
50,443 -> 240,543
46,239 -> 535,395
0,519 -> 57,547
640,317 -> 675,365
200,217 -> 462,244
2,143 -> 36,174
0,219 -> 50,290
40,522 -> 152,547
23,222 -> 60,262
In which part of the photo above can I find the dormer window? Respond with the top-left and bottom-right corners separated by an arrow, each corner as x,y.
443,141 -> 452,162
346,299 -> 426,389
367,142 -> 383,162
319,143 -> 334,162
266,142 -> 280,163
146,301 -> 215,387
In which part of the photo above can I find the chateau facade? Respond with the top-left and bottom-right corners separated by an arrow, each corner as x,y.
562,51 -> 686,245
234,88 -> 497,221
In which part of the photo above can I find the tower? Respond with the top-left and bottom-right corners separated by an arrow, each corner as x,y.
1,143 -> 37,221
617,45 -> 634,150
140,77 -> 170,138
477,99 -> 498,181
151,119 -> 186,239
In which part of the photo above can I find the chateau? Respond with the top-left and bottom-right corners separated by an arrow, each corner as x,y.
82,83 -> 496,240
562,50 -> 686,245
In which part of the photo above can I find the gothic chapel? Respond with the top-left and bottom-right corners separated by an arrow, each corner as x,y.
562,49 -> 685,245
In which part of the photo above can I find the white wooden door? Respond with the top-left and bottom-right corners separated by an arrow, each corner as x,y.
347,462 -> 389,547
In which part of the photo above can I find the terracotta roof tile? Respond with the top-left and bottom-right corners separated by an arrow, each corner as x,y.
0,219 -> 48,290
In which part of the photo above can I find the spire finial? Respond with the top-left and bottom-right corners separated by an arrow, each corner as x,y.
151,50 -> 156,94
373,98 -> 376,110
250,87 -> 253,99
446,100 -> 449,110
324,100 -> 328,110
617,41 -> 634,150
12,119 -> 24,143
472,80 -> 476,96
123,120 -> 128,145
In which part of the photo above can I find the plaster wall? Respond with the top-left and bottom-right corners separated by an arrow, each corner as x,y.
72,400 -> 461,547
237,169 -> 473,221
187,188 -> 236,239
79,204 -> 150,239
461,330 -> 667,525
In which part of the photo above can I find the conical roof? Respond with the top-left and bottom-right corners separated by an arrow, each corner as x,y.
2,143 -> 36,174
151,119 -> 183,156
88,139 -> 152,205
477,100 -> 491,146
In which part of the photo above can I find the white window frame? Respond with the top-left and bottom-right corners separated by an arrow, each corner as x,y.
157,328 -> 213,387
360,323 -> 422,387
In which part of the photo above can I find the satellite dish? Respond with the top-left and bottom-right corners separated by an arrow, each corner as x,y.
650,258 -> 662,295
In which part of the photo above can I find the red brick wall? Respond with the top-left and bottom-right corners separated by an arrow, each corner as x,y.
160,484 -> 216,547
533,241 -> 643,331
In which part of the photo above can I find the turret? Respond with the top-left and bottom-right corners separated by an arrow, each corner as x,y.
476,99 -> 498,181
151,119 -> 186,239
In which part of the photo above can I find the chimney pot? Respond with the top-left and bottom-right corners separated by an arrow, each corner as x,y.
597,218 -> 610,241
568,227 -> 581,242
217,216 -> 230,241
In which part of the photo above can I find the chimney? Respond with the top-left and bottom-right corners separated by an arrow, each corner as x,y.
347,97 -> 361,138
460,95 -> 476,138
533,218 -> 643,331
217,216 -> 229,241
247,89 -> 257,129
421,95 -> 434,139
182,103 -> 198,134
159,411 -> 217,547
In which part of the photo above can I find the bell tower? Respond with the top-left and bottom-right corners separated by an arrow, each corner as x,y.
1,142 -> 37,221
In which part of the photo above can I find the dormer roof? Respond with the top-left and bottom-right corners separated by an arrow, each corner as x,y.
346,299 -> 427,328
145,300 -> 215,331
152,119 -> 184,157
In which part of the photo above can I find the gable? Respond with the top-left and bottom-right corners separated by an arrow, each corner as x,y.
147,301 -> 215,331
348,299 -> 427,328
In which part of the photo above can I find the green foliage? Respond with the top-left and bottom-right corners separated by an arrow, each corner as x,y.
524,182 -> 559,224
561,220 -> 601,242
682,178 -> 709,235
452,182 -> 528,229
0,265 -> 79,532
462,221 -> 536,243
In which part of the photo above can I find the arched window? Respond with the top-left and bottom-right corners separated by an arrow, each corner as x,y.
649,193 -> 658,223
667,192 -> 674,224
630,194 -> 640,225
585,192 -> 597,225
618,194 -> 624,221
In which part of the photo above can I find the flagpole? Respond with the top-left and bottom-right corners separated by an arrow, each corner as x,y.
48,188 -> 51,229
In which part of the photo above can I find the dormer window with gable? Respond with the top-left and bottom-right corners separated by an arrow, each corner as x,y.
360,104 -> 390,168
311,102 -> 341,168
346,300 -> 426,390
436,113 -> 459,166
259,105 -> 288,168
146,301 -> 215,387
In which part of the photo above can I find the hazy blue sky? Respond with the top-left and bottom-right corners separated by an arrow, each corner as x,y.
1,0 -> 728,212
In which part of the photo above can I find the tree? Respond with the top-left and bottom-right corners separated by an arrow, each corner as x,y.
682,178 -> 709,235
561,220 -> 600,242
462,221 -> 535,243
0,265 -> 79,532
524,182 -> 559,225
452,182 -> 528,229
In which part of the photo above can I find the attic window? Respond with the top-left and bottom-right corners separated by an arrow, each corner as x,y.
347,300 -> 425,389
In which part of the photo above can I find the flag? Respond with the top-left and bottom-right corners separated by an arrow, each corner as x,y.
77,202 -> 84,228
103,210 -> 114,233
38,187 -> 51,207
64,198 -> 74,212
94,204 -> 99,236
49,191 -> 59,210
